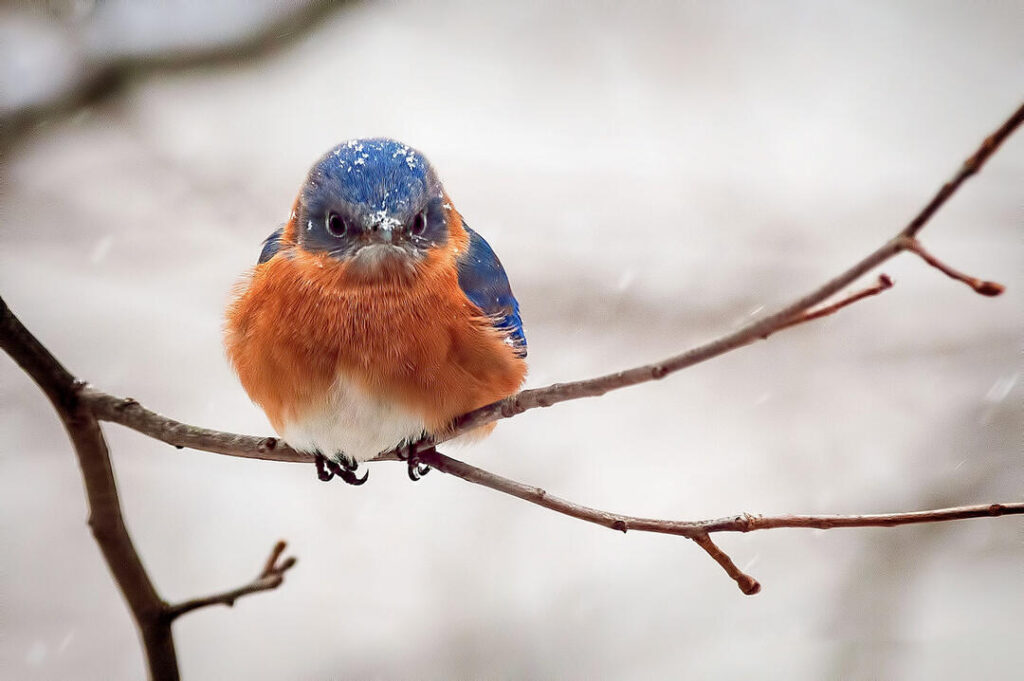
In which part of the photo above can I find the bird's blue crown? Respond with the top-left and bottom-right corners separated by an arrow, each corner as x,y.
305,138 -> 439,216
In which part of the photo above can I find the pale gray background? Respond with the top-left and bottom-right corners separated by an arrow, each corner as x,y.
2,1 -> 1022,679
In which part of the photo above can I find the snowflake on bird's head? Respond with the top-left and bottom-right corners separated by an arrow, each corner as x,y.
226,138 -> 527,485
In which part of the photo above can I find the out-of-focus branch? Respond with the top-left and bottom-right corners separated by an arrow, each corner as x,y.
2,0 -> 348,152
166,541 -> 296,620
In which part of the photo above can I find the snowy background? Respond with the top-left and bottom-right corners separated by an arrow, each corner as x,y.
2,1 -> 1022,679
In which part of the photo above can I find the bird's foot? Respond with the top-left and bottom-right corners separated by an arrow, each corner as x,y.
397,440 -> 433,482
314,451 -> 368,486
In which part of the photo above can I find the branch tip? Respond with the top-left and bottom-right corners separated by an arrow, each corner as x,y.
902,238 -> 1005,297
692,533 -> 761,595
769,272 -> 896,338
166,540 -> 297,621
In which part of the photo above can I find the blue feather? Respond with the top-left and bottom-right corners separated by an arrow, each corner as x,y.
257,227 -> 284,264
456,224 -> 527,358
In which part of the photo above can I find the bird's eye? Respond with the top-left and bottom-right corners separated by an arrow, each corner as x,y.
326,212 -> 349,237
411,211 -> 427,236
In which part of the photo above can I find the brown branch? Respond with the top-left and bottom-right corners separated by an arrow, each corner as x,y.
693,533 -> 761,595
166,541 -> 296,620
901,237 -> 1005,296
71,379 -> 1024,594
414,451 -> 1022,582
768,274 -> 894,337
84,390 -> 309,462
1,0 -> 349,153
695,504 -> 1022,532
439,101 -> 1021,446
0,297 -> 297,680
0,297 -> 180,680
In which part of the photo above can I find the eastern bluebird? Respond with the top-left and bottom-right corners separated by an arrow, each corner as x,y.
225,139 -> 527,484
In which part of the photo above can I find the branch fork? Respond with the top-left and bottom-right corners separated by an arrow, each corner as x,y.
166,541 -> 296,620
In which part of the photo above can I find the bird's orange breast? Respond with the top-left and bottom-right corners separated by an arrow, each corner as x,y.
225,218 -> 526,440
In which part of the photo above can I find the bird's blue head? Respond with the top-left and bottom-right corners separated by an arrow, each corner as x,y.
295,138 -> 451,276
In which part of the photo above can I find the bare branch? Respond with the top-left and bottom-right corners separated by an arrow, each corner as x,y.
166,541 -> 297,620
74,371 -> 1024,596
0,297 -> 180,680
1,298 -> 298,678
1,1 -> 347,153
692,533 -> 761,595
84,390 -> 309,462
696,504 -> 1023,532
409,450 -> 1024,594
65,386 -> 1024,595
767,274 -> 894,337
440,102 -> 1021,445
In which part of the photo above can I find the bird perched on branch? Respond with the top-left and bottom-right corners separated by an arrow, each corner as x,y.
225,139 -> 527,484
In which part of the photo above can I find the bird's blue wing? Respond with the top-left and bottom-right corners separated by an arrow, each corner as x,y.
257,227 -> 285,264
456,223 -> 527,358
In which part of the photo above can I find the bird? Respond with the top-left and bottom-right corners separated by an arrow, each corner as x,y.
225,138 -> 527,484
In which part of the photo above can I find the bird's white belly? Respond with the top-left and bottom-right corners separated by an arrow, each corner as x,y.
279,373 -> 426,462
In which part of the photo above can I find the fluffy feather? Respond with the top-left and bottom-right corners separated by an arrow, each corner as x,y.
225,202 -> 526,461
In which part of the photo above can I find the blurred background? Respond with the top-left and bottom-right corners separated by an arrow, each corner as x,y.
1,1 -> 1021,679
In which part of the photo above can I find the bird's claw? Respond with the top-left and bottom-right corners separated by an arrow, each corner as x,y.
398,441 -> 433,482
314,451 -> 368,486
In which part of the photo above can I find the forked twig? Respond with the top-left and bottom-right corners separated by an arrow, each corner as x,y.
166,541 -> 297,620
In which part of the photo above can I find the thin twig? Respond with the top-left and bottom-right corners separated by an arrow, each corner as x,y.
697,504 -> 1023,532
166,541 -> 297,620
768,274 -> 894,337
411,449 -> 1024,593
901,237 -> 1005,296
437,102 -> 1021,446
692,533 -> 761,595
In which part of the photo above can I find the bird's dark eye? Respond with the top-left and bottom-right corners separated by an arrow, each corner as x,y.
411,211 -> 427,236
326,212 -> 348,237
